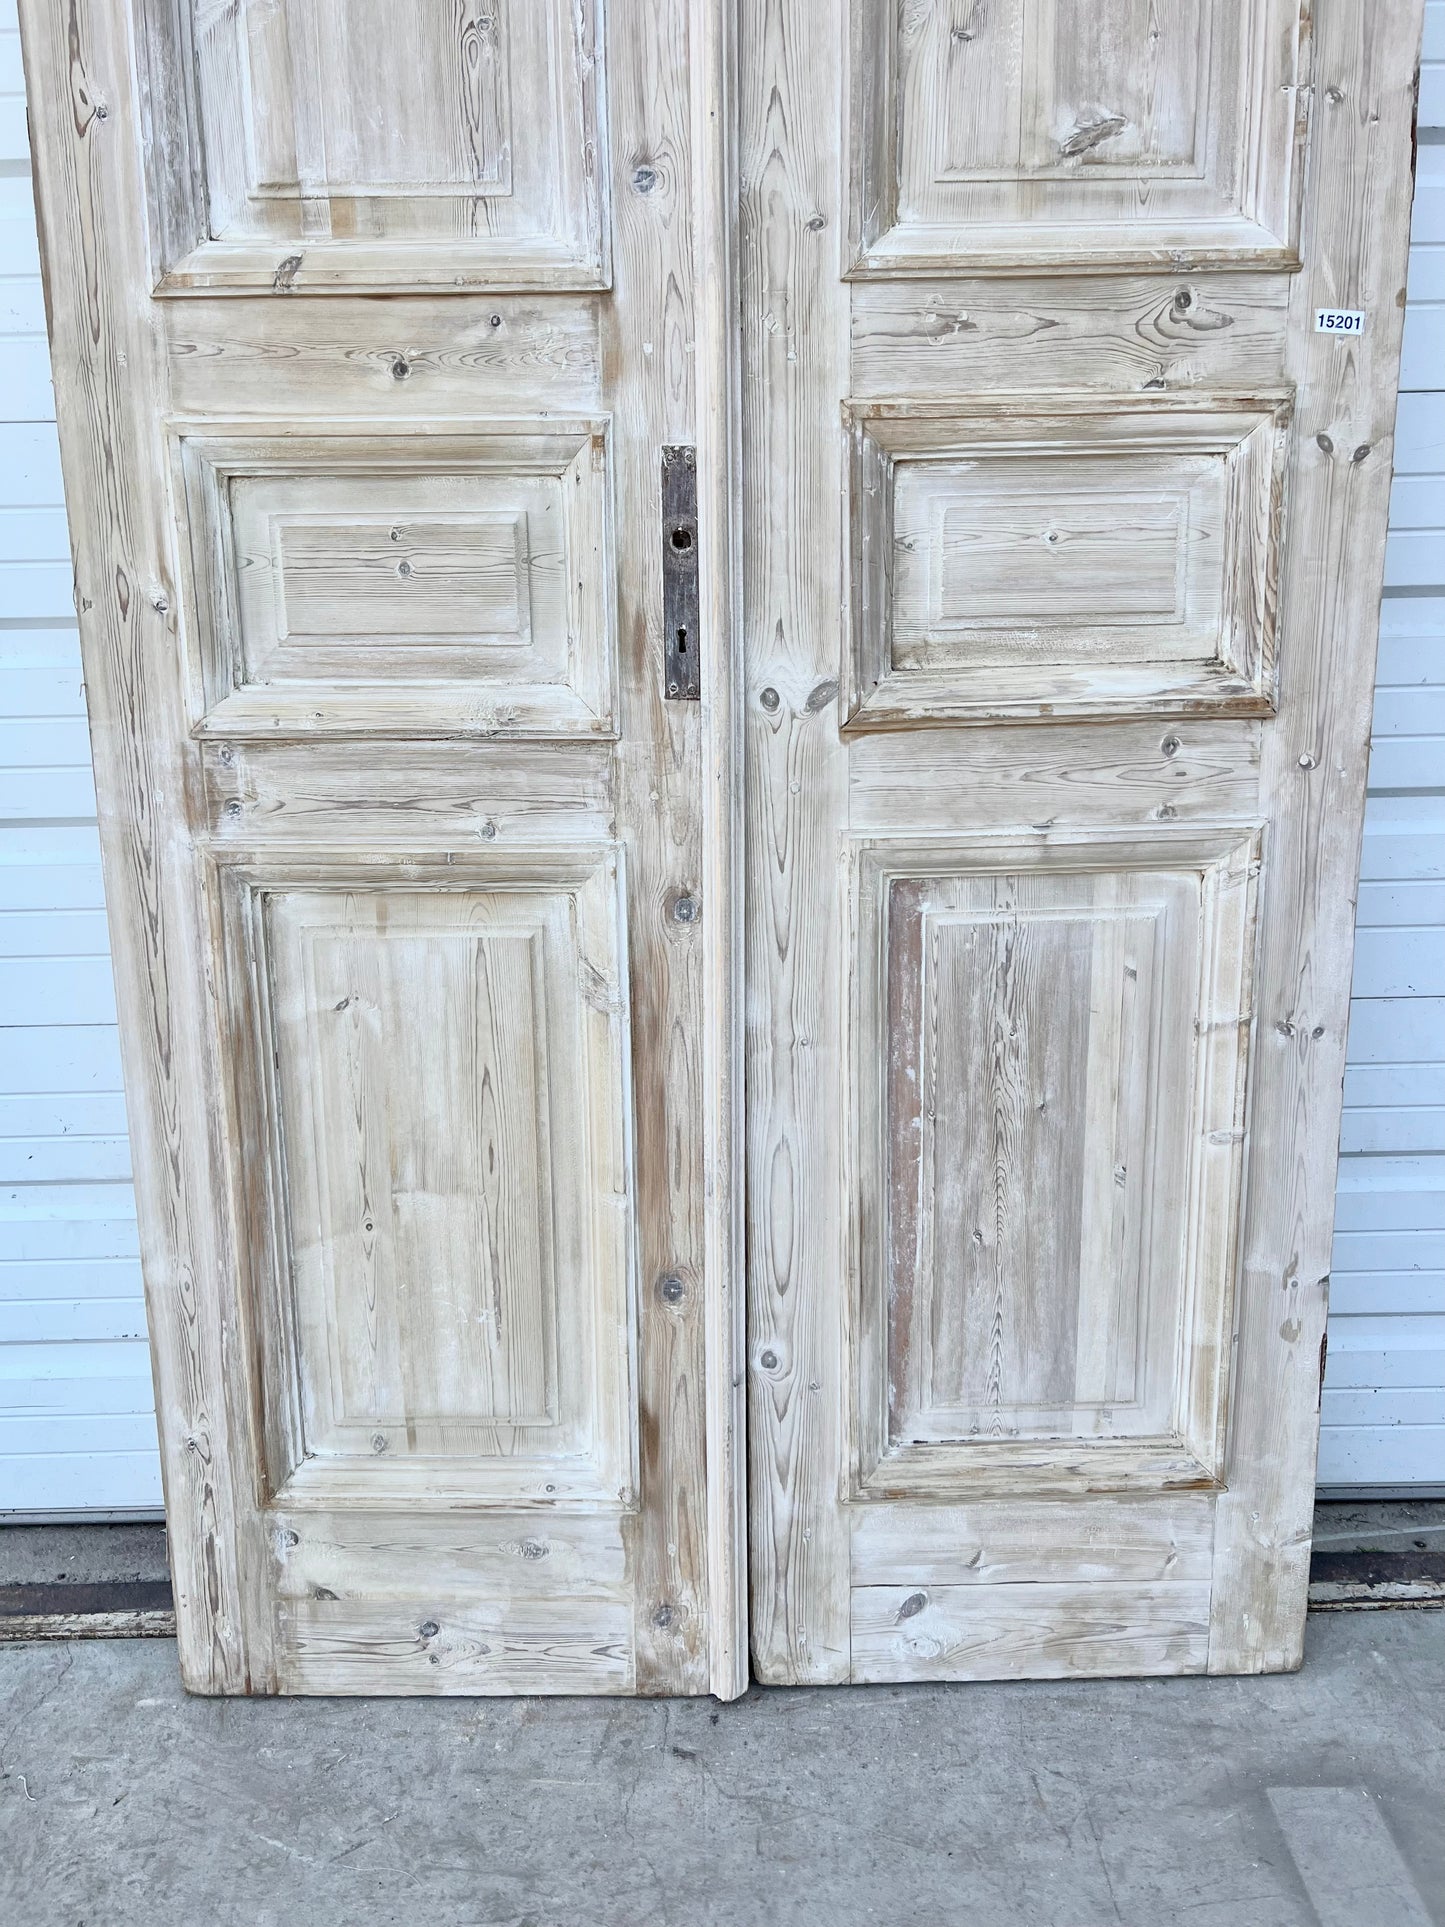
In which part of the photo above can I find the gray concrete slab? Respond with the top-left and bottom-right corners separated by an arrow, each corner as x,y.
0,1523 -> 169,1588
1,1610 -> 1442,1927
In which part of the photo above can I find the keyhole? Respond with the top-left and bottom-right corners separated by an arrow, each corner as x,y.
677,626 -> 688,654
671,526 -> 693,552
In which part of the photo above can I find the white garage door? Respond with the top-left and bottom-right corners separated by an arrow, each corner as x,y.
1320,70 -> 1445,1492
0,0 -> 1441,1515
0,0 -> 160,1517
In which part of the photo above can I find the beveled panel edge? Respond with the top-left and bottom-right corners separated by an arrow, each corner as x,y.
843,392 -> 1293,729
205,841 -> 641,1516
843,824 -> 1264,1504
170,417 -> 619,742
132,0 -> 613,297
842,0 -> 1309,279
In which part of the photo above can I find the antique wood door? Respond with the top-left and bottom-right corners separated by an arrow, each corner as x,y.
19,0 -> 745,1695
741,0 -> 1424,1682
25,0 -> 1425,1697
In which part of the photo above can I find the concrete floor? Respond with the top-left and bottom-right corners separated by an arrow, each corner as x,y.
0,1610 -> 1440,1927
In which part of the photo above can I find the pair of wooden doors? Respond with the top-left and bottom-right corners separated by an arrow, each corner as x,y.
22,0 -> 1422,1695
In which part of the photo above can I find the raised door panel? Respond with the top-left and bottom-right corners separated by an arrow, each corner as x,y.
847,397 -> 1290,725
177,424 -> 616,738
851,830 -> 1259,1499
136,0 -> 609,290
849,0 -> 1305,272
218,848 -> 636,1514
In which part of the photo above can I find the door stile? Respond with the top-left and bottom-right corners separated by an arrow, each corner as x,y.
739,0 -> 855,1683
692,0 -> 750,1704
19,0 -> 273,1690
1207,0 -> 1424,1671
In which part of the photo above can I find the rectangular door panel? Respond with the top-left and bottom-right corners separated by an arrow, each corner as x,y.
178,423 -> 616,738
847,397 -> 1290,724
135,0 -> 610,290
851,830 -> 1258,1498
849,0 -> 1306,272
218,850 -> 635,1510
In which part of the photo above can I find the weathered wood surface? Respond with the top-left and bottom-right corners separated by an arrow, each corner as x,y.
20,0 -> 743,1696
1207,0 -> 1427,1674
848,0 -> 1306,274
747,0 -> 1424,1686
740,0 -> 853,1683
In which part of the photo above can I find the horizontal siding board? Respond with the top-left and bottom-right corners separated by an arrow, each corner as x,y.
1329,1274 -> 1445,1318
1334,1158 -> 1445,1231
1351,929 -> 1445,997
0,421 -> 66,505
1316,1427 -> 1445,1486
0,767 -> 99,820
1322,1387 -> 1445,1426
1345,1063 -> 1445,1107
0,957 -> 118,1026
0,1027 -> 125,1095
0,906 -> 113,948
0,1452 -> 165,1516
0,1202 -> 139,1261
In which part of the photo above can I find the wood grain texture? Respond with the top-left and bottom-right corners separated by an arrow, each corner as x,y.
135,0 -> 611,292
602,0 -> 712,1695
851,1582 -> 1212,1682
176,421 -> 617,739
851,830 -> 1259,1500
692,0 -> 749,1702
740,0 -> 852,1683
846,397 -> 1291,726
850,276 -> 1292,396
1207,0 -> 1427,1674
848,0 -> 1306,274
21,0 -> 743,1696
753,0 -> 1423,1687
17,0 -> 274,1691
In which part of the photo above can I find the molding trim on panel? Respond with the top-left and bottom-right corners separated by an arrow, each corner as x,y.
172,421 -> 618,741
846,826 -> 1262,1501
843,394 -> 1292,729
846,0 -> 1307,276
209,844 -> 639,1515
133,0 -> 611,293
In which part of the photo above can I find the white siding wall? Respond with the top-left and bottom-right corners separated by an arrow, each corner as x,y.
0,0 -> 160,1516
0,6 -> 1441,1513
1320,15 -> 1445,1488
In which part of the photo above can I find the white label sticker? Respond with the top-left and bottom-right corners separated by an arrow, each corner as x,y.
1315,308 -> 1366,336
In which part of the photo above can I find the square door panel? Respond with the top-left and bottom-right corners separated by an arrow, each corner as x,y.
846,398 -> 1290,727
850,829 -> 1260,1498
177,423 -> 616,739
216,848 -> 637,1510
137,0 -> 608,291
849,0 -> 1304,273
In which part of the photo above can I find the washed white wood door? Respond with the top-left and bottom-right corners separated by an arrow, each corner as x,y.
743,0 -> 1425,1682
19,0 -> 743,1695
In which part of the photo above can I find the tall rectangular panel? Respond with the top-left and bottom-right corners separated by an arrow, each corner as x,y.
850,829 -> 1261,1497
216,848 -> 636,1511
